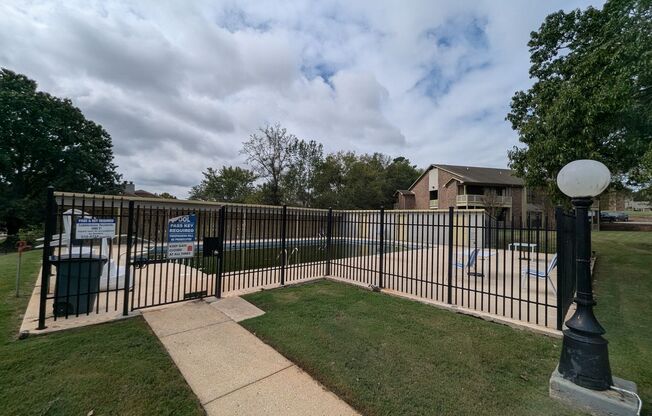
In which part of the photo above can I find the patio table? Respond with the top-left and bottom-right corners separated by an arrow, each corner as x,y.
508,242 -> 537,259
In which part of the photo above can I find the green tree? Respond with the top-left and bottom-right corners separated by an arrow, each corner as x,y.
507,0 -> 652,200
281,139 -> 324,206
157,192 -> 177,199
311,153 -> 420,209
189,166 -> 257,202
311,152 -> 352,208
632,185 -> 652,202
0,69 -> 121,235
241,124 -> 323,205
382,156 -> 421,205
343,153 -> 390,209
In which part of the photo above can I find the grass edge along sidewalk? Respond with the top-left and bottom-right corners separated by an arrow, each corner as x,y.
0,250 -> 204,416
241,232 -> 651,416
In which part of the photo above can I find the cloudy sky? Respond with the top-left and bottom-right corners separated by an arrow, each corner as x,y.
1,0 -> 602,197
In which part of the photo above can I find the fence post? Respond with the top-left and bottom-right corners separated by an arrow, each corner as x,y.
326,208 -> 333,276
555,206 -> 565,330
37,186 -> 55,330
378,207 -> 385,289
122,200 -> 135,316
447,207 -> 454,304
216,205 -> 226,298
280,205 -> 287,286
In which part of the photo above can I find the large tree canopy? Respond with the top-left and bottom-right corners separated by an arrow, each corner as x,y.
241,124 -> 323,206
310,153 -> 421,209
0,69 -> 121,234
189,166 -> 256,203
191,124 -> 420,209
507,0 -> 652,199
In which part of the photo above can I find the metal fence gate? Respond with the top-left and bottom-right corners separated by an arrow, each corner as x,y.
37,190 -> 331,328
37,189 -> 578,331
129,203 -> 222,310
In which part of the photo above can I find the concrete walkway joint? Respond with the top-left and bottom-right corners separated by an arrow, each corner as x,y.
143,298 -> 358,416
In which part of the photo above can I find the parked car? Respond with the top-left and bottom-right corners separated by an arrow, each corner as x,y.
600,211 -> 629,222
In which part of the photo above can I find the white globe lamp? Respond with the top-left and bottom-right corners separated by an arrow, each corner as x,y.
557,160 -> 610,198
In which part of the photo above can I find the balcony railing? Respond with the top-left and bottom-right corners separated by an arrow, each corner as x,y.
429,199 -> 438,209
456,194 -> 512,207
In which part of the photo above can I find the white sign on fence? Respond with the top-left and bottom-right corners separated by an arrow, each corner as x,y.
167,214 -> 196,259
75,218 -> 116,239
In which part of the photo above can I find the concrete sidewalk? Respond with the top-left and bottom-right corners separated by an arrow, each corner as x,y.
143,299 -> 358,416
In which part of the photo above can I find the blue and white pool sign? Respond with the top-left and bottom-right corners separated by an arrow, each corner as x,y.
75,218 -> 116,239
167,214 -> 196,259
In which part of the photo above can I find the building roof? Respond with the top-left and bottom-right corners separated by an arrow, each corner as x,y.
130,189 -> 159,198
393,189 -> 415,196
407,164 -> 525,191
435,164 -> 524,186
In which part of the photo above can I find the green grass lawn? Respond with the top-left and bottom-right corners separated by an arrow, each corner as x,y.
592,231 -> 652,410
0,250 -> 204,416
242,231 -> 651,416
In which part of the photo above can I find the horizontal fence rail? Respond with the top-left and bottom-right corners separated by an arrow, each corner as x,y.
38,190 -> 574,331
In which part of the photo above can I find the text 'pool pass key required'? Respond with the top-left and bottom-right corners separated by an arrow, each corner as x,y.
167,214 -> 196,259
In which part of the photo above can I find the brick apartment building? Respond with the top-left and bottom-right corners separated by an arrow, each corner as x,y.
395,164 -> 545,223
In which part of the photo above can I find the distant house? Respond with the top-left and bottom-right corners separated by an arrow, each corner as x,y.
121,181 -> 159,198
625,200 -> 651,211
394,164 -> 547,223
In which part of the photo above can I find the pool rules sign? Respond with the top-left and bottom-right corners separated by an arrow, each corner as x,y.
167,214 -> 196,259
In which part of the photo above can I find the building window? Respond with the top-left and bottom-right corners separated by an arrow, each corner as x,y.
429,190 -> 438,200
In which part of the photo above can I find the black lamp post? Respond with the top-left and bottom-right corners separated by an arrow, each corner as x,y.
556,160 -> 613,390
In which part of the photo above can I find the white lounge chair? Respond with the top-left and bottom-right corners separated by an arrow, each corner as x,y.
521,254 -> 557,295
455,249 -> 481,276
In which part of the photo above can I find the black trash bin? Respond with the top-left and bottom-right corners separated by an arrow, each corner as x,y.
51,254 -> 107,316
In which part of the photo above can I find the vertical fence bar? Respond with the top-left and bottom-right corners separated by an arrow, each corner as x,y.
280,205 -> 287,286
37,186 -> 55,330
378,207 -> 385,289
216,205 -> 226,298
555,207 -> 565,330
326,208 -> 333,276
131,205 -> 140,311
447,207 -> 454,304
122,200 -> 135,316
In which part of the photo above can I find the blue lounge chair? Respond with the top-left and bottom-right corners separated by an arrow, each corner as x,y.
521,254 -> 558,295
455,249 -> 479,276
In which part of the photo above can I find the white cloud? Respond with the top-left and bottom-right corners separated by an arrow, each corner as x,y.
0,0 -> 604,197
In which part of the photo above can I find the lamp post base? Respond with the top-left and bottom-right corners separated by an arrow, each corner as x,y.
559,327 -> 613,390
550,366 -> 639,416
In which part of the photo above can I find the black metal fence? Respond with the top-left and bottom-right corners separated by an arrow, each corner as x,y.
331,208 -> 561,328
38,190 -> 576,331
555,207 -> 578,329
